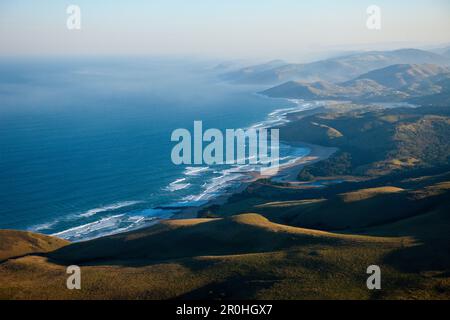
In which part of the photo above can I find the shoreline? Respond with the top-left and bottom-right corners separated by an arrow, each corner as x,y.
24,98 -> 336,241
171,98 -> 337,220
269,142 -> 337,183
66,99 -> 340,239
173,141 -> 337,219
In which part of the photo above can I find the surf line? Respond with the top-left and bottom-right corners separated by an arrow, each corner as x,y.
171,120 -> 280,176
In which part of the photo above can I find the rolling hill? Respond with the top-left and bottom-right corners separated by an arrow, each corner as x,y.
1,184 -> 449,299
49,213 -> 390,265
261,64 -> 450,102
0,230 -> 69,262
278,106 -> 450,178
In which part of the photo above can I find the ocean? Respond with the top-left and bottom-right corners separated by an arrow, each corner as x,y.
0,57 -> 312,241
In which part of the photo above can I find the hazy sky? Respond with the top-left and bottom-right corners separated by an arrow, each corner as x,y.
1,0 -> 449,60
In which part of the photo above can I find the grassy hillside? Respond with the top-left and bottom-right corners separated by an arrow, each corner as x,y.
1,170 -> 450,299
0,230 -> 69,262
1,171 -> 449,300
1,206 -> 449,299
50,213 -> 394,265
278,106 -> 450,180
241,181 -> 450,231
202,167 -> 450,228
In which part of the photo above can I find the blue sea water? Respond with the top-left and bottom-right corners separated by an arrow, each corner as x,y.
0,57 -> 310,241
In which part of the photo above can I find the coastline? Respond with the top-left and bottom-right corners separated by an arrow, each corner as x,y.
173,99 -> 338,220
269,142 -> 337,183
9,97 -> 418,241
173,141 -> 337,219
27,98 -> 336,240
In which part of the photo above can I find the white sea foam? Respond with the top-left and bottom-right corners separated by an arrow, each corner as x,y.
52,208 -> 176,241
51,214 -> 126,240
182,168 -> 244,203
79,200 -> 143,218
30,221 -> 58,232
184,166 -> 210,176
251,99 -> 326,130
166,178 -> 191,192
28,200 -> 143,234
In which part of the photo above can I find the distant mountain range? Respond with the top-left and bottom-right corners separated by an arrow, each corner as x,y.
261,63 -> 450,103
222,48 -> 450,85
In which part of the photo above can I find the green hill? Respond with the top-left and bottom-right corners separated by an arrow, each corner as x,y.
50,213 -> 392,265
278,106 -> 450,179
0,230 -> 69,262
1,205 -> 449,299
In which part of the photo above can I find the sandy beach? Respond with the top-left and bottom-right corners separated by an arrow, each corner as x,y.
174,141 -> 337,219
270,142 -> 337,183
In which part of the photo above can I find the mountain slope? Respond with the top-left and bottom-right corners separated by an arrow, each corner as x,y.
409,76 -> 450,106
262,63 -> 450,102
224,49 -> 450,85
348,64 -> 449,91
260,80 -> 343,100
261,78 -> 400,101
280,108 -> 450,178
